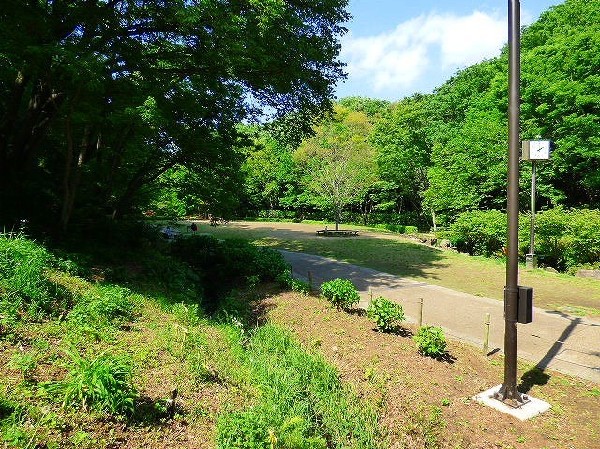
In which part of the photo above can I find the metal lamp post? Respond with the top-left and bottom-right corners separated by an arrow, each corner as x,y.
494,0 -> 527,407
475,1 -> 548,417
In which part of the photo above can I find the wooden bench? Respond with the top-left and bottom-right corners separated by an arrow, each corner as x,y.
316,229 -> 359,237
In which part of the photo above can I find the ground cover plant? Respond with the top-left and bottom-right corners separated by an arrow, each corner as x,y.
0,234 -> 74,327
320,278 -> 360,310
0,231 -> 384,448
367,296 -> 405,332
1,229 -> 599,448
216,324 -> 381,449
41,349 -> 137,416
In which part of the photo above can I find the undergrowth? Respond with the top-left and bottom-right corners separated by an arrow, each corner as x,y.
216,324 -> 382,449
0,230 -> 383,448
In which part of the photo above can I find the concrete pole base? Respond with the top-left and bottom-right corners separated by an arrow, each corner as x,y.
474,385 -> 550,420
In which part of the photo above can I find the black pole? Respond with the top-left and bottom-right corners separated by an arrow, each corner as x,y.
530,161 -> 536,254
495,0 -> 525,406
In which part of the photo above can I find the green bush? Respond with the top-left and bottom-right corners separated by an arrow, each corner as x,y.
320,278 -> 360,310
171,235 -> 289,311
448,210 -> 507,256
530,208 -> 600,271
383,224 -> 406,234
0,234 -> 72,323
172,235 -> 288,283
414,326 -> 447,358
367,297 -> 404,332
447,207 -> 600,271
43,349 -> 137,416
404,226 -> 419,234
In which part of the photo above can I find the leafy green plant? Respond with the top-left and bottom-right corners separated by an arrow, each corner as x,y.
276,271 -> 311,295
42,349 -> 137,416
216,324 -> 380,448
0,234 -> 72,323
0,397 -> 30,448
367,297 -> 404,332
320,278 -> 360,310
414,326 -> 447,358
9,352 -> 37,381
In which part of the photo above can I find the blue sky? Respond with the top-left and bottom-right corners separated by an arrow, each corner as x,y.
336,0 -> 564,101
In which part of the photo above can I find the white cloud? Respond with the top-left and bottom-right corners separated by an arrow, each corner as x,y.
341,11 -> 508,94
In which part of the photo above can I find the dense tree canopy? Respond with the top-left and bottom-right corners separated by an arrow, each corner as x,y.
239,0 -> 600,230
0,0 -> 349,232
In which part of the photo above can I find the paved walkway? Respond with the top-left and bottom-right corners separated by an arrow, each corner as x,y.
281,250 -> 600,384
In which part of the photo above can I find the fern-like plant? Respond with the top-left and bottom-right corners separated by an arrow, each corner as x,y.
43,349 -> 137,416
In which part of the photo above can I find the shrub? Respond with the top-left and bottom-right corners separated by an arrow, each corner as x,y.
320,278 -> 360,310
172,235 -> 289,311
414,326 -> 447,358
534,207 -> 569,269
172,235 -> 289,283
404,226 -> 419,234
367,297 -> 404,332
43,349 -> 137,416
535,208 -> 600,271
448,210 -> 507,256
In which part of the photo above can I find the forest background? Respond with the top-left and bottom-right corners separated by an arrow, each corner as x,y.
1,0 -> 599,272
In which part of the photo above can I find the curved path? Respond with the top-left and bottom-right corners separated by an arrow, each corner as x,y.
281,250 -> 600,384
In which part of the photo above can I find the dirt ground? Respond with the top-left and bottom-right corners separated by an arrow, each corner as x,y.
265,291 -> 600,449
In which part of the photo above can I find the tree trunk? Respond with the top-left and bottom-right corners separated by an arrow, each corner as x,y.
60,119 -> 92,233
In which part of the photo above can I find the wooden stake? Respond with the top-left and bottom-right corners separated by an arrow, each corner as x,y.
484,313 -> 491,354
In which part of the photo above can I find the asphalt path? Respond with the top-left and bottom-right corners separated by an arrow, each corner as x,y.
281,250 -> 600,384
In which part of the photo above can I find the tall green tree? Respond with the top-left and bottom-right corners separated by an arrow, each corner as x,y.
296,104 -> 377,228
370,94 -> 431,220
242,130 -> 298,212
520,0 -> 600,207
0,0 -> 349,232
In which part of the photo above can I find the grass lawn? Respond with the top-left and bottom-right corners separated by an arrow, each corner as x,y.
181,220 -> 600,317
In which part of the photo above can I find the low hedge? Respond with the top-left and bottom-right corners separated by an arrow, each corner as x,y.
445,208 -> 600,271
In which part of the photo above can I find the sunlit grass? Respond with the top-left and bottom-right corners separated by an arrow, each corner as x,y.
191,221 -> 600,315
